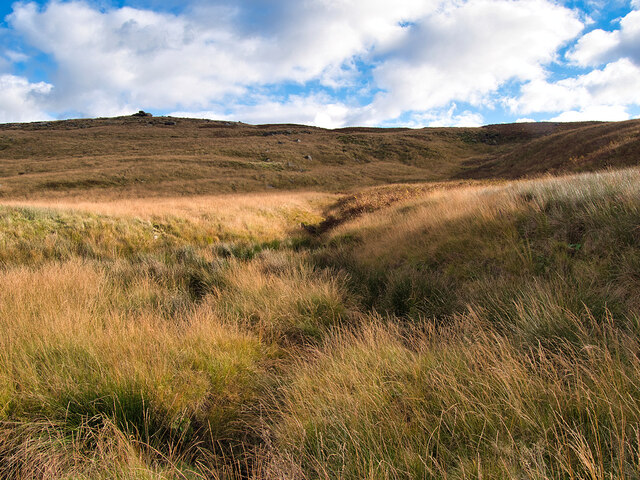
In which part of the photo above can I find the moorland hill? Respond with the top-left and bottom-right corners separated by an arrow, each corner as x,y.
2,115 -> 640,478
2,115 -> 640,199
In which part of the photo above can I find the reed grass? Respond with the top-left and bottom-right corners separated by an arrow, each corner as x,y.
2,169 -> 640,478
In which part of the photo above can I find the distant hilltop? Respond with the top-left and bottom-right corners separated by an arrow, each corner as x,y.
1,115 -> 639,199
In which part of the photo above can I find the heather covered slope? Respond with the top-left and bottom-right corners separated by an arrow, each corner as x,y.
1,116 -> 639,199
457,119 -> 640,179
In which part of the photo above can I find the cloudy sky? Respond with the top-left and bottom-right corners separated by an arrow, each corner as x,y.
1,0 -> 639,127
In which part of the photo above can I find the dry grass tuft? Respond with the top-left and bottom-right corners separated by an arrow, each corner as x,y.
270,312 -> 640,479
2,166 -> 640,478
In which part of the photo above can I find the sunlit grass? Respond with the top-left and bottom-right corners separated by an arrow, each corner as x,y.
271,312 -> 640,479
320,168 -> 640,320
2,169 -> 640,478
0,260 -> 272,478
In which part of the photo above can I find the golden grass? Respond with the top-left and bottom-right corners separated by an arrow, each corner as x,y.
344,168 -> 640,251
2,191 -> 334,243
270,312 -> 640,479
210,251 -> 352,343
0,190 -> 353,477
2,168 -> 640,478
0,260 -> 271,478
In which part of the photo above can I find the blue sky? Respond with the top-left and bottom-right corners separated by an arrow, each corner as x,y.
1,0 -> 640,127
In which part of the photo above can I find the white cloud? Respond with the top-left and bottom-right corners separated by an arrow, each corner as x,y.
405,104 -> 484,128
6,0 -> 440,117
7,1 -> 250,114
175,97 -> 488,129
549,105 -> 630,122
5,0 -> 589,126
568,8 -> 640,66
212,0 -> 440,86
171,94 -> 352,129
4,50 -> 29,63
0,74 -> 53,122
428,111 -> 484,128
513,58 -> 640,114
506,3 -> 640,122
362,0 -> 583,123
568,28 -> 621,66
8,0 -> 640,127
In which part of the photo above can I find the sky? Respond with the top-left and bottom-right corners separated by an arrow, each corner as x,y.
1,0 -> 640,128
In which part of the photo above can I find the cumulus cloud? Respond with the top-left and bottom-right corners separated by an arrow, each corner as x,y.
202,0 -> 439,85
362,0 -> 583,123
0,74 -> 53,122
381,103 -> 484,128
512,59 -> 640,117
5,0 -> 638,127
174,98 -> 485,130
171,94 -> 353,129
4,50 -> 29,63
568,8 -> 640,66
549,105 -> 630,122
6,0 -> 440,117
505,2 -> 640,121
427,110 -> 484,128
7,1 -> 250,114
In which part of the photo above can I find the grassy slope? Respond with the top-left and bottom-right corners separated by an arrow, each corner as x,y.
277,169 -> 640,479
1,116 -> 640,199
318,169 -> 640,321
457,120 -> 640,179
2,170 -> 640,478
0,116 -> 483,199
0,194 -> 351,478
1,116 -> 640,478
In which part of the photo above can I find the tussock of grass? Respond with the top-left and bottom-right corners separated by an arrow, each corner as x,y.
210,251 -> 352,343
319,168 -> 640,322
271,313 -> 640,479
4,191 -> 331,241
0,261 -> 272,477
2,169 -> 640,478
0,192 -> 329,266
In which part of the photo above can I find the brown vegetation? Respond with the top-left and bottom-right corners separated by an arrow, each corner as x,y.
2,116 -> 639,200
1,116 -> 640,478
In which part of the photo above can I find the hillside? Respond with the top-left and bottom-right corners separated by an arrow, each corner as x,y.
456,119 -> 640,179
1,115 -> 639,199
2,115 -> 640,479
2,169 -> 640,478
